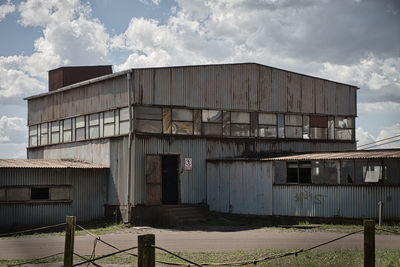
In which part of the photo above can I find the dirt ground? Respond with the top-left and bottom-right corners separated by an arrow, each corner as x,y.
1,225 -> 399,260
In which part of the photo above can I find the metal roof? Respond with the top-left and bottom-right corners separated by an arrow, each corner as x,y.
207,149 -> 400,162
0,159 -> 109,169
24,62 -> 358,100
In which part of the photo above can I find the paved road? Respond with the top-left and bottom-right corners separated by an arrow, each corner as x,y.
1,227 -> 399,260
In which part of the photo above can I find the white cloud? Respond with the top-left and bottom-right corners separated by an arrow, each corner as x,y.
358,124 -> 400,149
0,115 -> 27,145
139,0 -> 160,6
0,0 -> 15,21
358,101 -> 400,113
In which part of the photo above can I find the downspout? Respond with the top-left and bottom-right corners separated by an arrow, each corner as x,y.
126,71 -> 133,223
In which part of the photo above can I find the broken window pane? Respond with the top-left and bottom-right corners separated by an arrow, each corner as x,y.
136,120 -> 162,134
202,123 -> 222,136
172,108 -> 193,121
285,114 -> 302,126
310,127 -> 327,139
258,113 -> 276,125
277,114 -> 285,138
303,115 -> 309,139
335,129 -> 353,140
336,117 -> 353,128
202,110 -> 222,123
162,108 -> 171,134
285,126 -> 302,139
328,117 -> 335,140
193,110 -> 201,135
50,187 -> 71,200
136,106 -> 162,120
231,112 -> 250,124
259,126 -> 277,138
363,162 -> 383,182
172,121 -> 193,135
341,160 -> 355,184
231,124 -> 250,137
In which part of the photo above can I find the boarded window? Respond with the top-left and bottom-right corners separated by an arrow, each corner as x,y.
172,109 -> 192,121
136,106 -> 162,120
222,111 -> 230,136
310,127 -> 327,139
50,187 -> 70,200
193,110 -> 201,135
310,115 -> 328,128
172,121 -> 193,135
231,112 -> 250,124
202,123 -> 222,136
202,110 -> 222,123
162,108 -> 172,134
136,120 -> 162,133
136,106 -> 163,134
285,114 -> 302,126
7,188 -> 30,201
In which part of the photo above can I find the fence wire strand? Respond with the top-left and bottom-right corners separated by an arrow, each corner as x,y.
74,252 -> 102,267
0,222 -> 67,237
6,252 -> 64,267
376,227 -> 400,235
152,229 -> 364,267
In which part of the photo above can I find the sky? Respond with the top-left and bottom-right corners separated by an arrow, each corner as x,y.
0,0 -> 399,158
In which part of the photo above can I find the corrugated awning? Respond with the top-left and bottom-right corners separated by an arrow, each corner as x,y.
207,149 -> 400,162
0,159 -> 109,169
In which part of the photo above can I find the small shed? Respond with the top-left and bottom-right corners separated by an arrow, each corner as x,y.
0,159 -> 108,228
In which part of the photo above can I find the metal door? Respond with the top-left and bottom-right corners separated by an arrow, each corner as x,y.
146,155 -> 162,205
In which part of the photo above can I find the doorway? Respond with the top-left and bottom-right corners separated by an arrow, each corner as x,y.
162,155 -> 179,204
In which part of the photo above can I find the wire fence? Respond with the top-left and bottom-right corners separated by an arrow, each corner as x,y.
2,219 -> 397,266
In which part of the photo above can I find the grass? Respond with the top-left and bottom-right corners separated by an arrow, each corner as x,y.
200,213 -> 400,235
2,249 -> 399,267
0,218 -> 127,239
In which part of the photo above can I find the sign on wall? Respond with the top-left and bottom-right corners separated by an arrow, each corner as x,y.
185,158 -> 192,171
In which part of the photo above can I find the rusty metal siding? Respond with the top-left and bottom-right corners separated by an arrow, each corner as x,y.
133,136 -> 208,205
0,168 -> 107,227
206,160 -> 273,215
28,75 -> 127,125
287,73 -> 302,113
301,76 -> 315,114
109,136 -> 130,205
273,185 -> 400,219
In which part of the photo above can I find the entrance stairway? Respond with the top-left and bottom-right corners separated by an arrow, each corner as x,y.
132,204 -> 209,226
164,205 -> 208,225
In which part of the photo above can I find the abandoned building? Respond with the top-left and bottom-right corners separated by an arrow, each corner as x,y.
1,62 -> 398,227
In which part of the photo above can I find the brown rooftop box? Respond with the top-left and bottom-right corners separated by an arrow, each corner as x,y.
48,65 -> 112,91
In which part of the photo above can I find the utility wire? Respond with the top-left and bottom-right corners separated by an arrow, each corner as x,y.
360,138 -> 400,150
358,134 -> 400,148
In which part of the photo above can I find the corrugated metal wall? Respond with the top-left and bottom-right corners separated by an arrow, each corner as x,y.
0,168 -> 107,227
207,161 -> 273,215
28,63 -> 357,125
273,185 -> 400,220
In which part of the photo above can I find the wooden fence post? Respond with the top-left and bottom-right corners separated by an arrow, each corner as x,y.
138,234 -> 155,267
64,216 -> 76,267
364,219 -> 375,267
